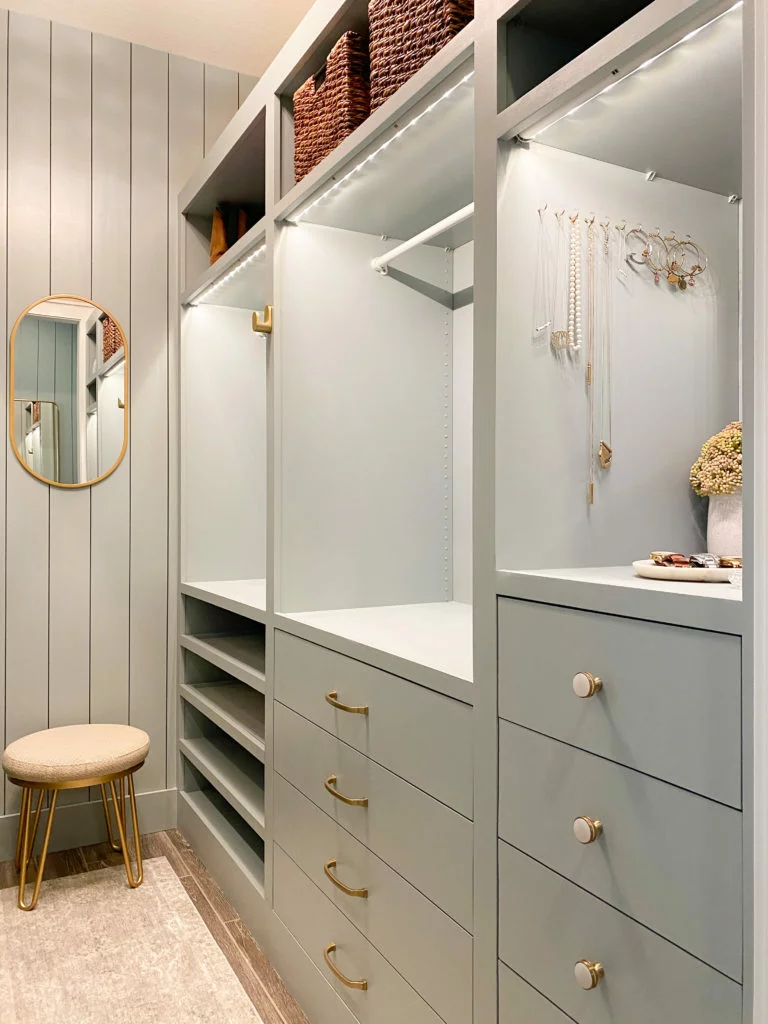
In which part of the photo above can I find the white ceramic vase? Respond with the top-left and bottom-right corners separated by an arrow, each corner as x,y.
707,491 -> 742,557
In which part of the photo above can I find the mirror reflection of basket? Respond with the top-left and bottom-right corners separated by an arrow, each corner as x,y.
102,315 -> 122,363
293,31 -> 371,183
368,0 -> 474,112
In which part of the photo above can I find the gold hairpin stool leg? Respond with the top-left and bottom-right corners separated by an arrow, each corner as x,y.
102,770 -> 143,888
16,787 -> 59,911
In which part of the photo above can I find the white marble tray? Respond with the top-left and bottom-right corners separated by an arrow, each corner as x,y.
633,559 -> 739,584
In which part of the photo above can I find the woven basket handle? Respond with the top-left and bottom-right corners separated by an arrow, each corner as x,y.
312,61 -> 327,92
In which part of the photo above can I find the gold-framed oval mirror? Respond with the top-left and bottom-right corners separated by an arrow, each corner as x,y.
9,295 -> 128,487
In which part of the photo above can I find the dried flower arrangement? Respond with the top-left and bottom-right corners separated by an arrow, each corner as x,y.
690,421 -> 743,497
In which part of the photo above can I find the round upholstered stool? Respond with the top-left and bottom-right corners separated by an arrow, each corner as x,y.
2,724 -> 150,910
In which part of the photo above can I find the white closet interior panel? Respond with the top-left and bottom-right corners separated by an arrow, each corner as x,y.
496,142 -> 739,572
277,222 -> 469,613
182,305 -> 268,583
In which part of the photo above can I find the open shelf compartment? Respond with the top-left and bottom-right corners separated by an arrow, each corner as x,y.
180,654 -> 266,762
180,703 -> 266,839
277,48 -> 474,243
179,760 -> 265,897
276,182 -> 474,686
181,597 -> 266,692
495,2 -> 743,623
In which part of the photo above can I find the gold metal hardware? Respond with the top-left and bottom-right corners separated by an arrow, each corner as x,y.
324,859 -> 368,898
599,440 -> 612,469
574,960 -> 604,990
11,764 -> 144,910
325,690 -> 369,715
573,816 -> 603,844
252,304 -> 273,334
573,671 -> 602,698
324,775 -> 368,807
117,396 -> 125,409
323,943 -> 368,990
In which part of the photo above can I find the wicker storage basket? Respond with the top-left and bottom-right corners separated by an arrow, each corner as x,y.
293,31 -> 370,183
368,0 -> 473,111
102,316 -> 123,363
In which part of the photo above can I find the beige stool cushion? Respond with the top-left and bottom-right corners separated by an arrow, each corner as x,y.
2,724 -> 150,785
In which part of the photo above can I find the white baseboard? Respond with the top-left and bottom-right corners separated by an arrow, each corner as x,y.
0,787 -> 177,861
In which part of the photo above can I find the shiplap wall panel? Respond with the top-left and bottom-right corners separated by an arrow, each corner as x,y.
0,11 -> 6,814
49,21 -> 91,735
89,33 -> 131,731
205,65 -> 239,154
129,45 -> 170,794
5,12 -> 52,812
0,10 -> 242,822
168,55 -> 205,788
238,73 -> 259,107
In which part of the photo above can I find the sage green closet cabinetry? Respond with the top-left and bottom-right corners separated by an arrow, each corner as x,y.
173,0 -> 762,1022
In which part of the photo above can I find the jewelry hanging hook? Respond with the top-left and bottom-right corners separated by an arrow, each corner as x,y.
538,201 -> 548,216
569,210 -> 580,224
615,219 -> 627,233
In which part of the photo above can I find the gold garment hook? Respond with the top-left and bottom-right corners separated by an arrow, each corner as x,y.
584,212 -> 595,226
252,305 -> 273,334
538,201 -> 548,216
569,210 -> 580,224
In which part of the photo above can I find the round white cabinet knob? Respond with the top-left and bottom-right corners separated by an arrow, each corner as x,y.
573,671 -> 602,698
574,960 -> 605,990
573,816 -> 603,844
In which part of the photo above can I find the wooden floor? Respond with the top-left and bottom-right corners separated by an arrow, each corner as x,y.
0,830 -> 309,1024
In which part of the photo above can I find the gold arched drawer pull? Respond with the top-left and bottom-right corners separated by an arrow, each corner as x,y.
323,943 -> 368,991
324,859 -> 368,898
325,690 -> 369,715
324,775 -> 368,807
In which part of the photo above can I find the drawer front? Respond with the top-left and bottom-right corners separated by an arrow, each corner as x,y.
275,773 -> 472,1024
274,701 -> 473,930
499,721 -> 742,980
274,630 -> 473,816
498,598 -> 741,806
499,841 -> 742,1024
499,961 -> 572,1023
274,844 -> 443,1024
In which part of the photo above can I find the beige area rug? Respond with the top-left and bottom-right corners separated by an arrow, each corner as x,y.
0,857 -> 264,1024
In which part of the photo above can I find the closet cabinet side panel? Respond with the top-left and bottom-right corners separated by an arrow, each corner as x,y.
453,240 -> 473,604
90,32 -> 131,729
277,224 -> 451,612
495,143 -> 739,571
129,44 -> 169,793
169,54 -> 205,790
49,21 -> 91,733
181,306 -> 267,581
5,12 -> 51,813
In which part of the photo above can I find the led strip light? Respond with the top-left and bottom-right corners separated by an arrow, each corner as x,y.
292,70 -> 475,224
190,243 -> 267,306
524,1 -> 743,141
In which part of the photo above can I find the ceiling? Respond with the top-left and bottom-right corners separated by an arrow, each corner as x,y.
3,0 -> 316,75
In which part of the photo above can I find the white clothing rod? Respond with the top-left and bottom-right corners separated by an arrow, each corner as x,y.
371,202 -> 474,274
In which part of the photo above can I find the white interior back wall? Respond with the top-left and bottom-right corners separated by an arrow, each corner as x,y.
0,8 -> 254,828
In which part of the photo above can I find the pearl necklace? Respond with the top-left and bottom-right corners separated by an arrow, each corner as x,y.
568,214 -> 583,351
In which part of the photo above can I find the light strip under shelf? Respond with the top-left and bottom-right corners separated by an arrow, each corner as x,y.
190,243 -> 267,306
523,1 -> 742,141
292,70 -> 475,224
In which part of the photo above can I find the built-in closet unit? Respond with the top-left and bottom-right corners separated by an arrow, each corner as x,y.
174,0 -> 767,1022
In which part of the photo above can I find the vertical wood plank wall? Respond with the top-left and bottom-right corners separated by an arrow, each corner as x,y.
0,8 -> 255,816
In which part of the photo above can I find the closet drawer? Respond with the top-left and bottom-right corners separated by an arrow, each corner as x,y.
499,720 -> 742,980
497,598 -> 741,806
274,773 -> 471,1024
274,844 -> 444,1024
274,702 -> 472,930
274,630 -> 472,816
498,841 -> 742,1024
499,961 -> 572,1024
